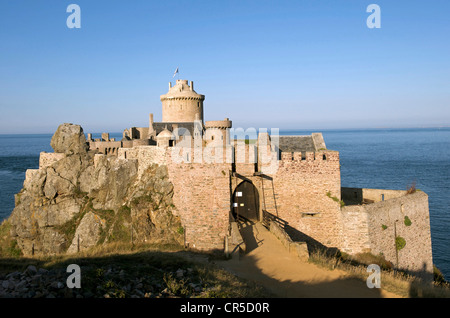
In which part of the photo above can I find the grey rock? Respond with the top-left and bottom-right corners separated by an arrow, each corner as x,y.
50,281 -> 64,289
1,280 -> 9,289
6,271 -> 21,279
38,268 -> 48,274
83,291 -> 94,298
50,123 -> 88,155
25,265 -> 38,276
67,212 -> 106,254
14,280 -> 27,291
176,269 -> 184,278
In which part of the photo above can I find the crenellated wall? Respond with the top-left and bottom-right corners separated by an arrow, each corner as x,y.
270,150 -> 343,249
83,136 -> 434,278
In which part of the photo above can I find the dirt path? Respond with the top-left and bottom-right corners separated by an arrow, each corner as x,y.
217,222 -> 402,298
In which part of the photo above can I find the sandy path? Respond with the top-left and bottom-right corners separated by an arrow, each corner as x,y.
217,222 -> 402,298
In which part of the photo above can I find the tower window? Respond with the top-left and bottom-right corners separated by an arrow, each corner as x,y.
198,102 -> 200,108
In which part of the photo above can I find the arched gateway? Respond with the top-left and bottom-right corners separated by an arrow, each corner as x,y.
232,181 -> 260,222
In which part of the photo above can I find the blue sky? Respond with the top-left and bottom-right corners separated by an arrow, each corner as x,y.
0,0 -> 449,134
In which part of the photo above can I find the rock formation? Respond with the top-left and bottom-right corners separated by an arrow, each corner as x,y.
7,123 -> 183,256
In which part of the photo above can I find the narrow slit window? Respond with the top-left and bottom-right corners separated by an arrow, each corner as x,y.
301,212 -> 321,218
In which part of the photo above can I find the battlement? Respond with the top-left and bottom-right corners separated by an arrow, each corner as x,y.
279,150 -> 339,163
205,118 -> 232,129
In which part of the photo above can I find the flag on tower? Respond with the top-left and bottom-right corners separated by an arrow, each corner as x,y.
173,67 -> 179,78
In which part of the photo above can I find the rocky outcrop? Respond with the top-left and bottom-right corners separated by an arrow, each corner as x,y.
50,123 -> 88,155
7,123 -> 183,256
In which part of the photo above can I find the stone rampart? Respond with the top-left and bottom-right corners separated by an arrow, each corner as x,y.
341,190 -> 433,281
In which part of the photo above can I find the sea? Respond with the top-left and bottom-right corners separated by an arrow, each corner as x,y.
0,128 -> 449,280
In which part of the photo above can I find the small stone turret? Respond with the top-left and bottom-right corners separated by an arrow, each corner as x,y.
160,80 -> 205,123
156,127 -> 174,147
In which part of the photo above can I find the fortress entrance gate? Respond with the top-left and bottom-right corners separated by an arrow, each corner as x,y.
232,181 -> 260,222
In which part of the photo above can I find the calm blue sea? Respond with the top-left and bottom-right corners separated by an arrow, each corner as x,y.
0,129 -> 449,279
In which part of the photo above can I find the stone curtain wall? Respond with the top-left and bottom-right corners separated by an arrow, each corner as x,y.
167,162 -> 231,251
341,190 -> 433,280
119,145 -> 232,251
340,205 -> 372,254
365,191 -> 433,278
271,151 -> 343,249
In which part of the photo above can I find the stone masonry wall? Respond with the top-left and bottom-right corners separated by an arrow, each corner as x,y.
366,191 -> 433,278
340,205 -> 371,254
166,161 -> 231,251
118,145 -> 232,251
341,190 -> 433,280
271,151 -> 343,249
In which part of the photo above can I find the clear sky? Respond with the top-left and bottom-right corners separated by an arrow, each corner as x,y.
0,0 -> 449,134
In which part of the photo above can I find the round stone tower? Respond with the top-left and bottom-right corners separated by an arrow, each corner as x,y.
160,80 -> 205,123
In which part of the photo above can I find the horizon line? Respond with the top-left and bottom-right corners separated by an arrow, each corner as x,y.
1,125 -> 450,136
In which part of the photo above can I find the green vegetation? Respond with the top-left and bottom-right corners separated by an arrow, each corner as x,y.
0,220 -> 23,258
326,191 -> 345,208
55,197 -> 129,249
96,205 -> 132,244
396,236 -> 406,251
309,248 -> 450,298
382,224 -> 388,230
55,197 -> 91,244
404,216 -> 412,227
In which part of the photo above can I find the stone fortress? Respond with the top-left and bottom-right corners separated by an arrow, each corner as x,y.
42,79 -> 434,280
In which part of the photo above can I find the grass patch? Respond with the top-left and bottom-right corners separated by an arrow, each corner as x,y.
308,248 -> 450,298
96,205 -> 131,244
0,220 -> 23,258
0,241 -> 270,298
